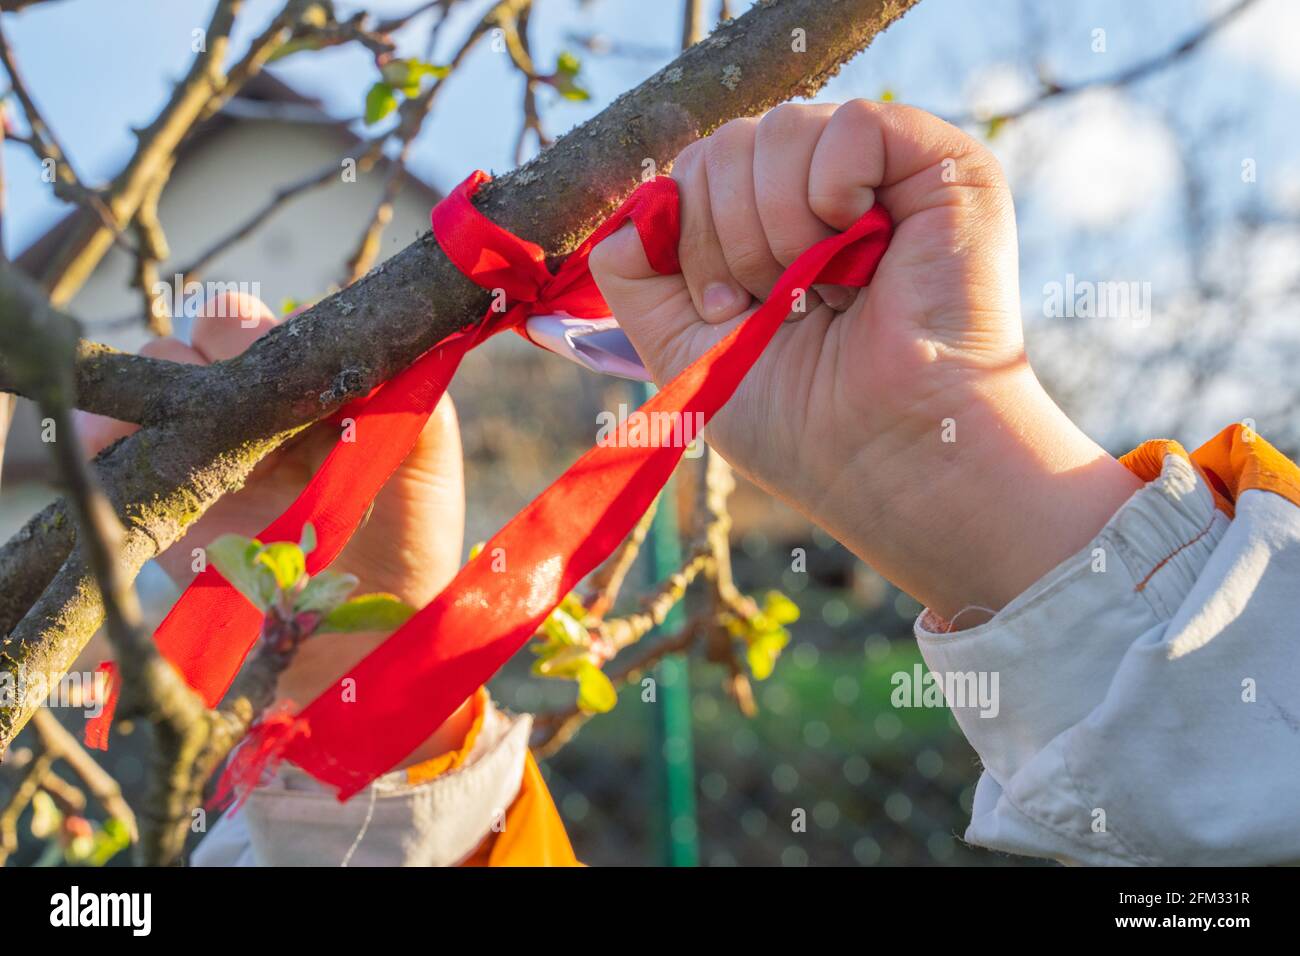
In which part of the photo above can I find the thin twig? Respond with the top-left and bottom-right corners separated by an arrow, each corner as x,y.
342,0 -> 533,284
30,708 -> 137,841
0,20 -> 139,257
586,495 -> 659,620
947,0 -> 1260,127
531,622 -> 699,758
0,747 -> 55,865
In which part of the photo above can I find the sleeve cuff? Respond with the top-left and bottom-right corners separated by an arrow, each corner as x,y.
912,452 -> 1229,785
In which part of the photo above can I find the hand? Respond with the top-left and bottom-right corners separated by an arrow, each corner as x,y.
80,292 -> 473,759
590,100 -> 1141,619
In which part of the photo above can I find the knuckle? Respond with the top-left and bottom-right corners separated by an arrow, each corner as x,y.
835,97 -> 885,126
703,116 -> 757,171
946,134 -> 1005,186
756,101 -> 812,141
945,146 -> 1011,210
587,234 -> 617,276
588,225 -> 645,282
670,139 -> 704,176
724,240 -> 776,286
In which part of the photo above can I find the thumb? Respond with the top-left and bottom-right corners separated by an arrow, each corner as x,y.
588,221 -> 701,384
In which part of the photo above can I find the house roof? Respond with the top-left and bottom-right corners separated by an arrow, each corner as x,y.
15,71 -> 442,280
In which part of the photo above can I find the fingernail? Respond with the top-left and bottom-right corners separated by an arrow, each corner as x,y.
701,282 -> 744,321
817,284 -> 855,311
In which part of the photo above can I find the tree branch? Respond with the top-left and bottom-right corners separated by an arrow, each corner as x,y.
0,266 -> 202,420
0,0 -> 921,756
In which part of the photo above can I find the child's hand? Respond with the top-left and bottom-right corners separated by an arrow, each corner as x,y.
591,101 -> 1142,619
78,293 -> 471,745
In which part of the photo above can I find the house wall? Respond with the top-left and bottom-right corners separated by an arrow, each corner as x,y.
2,117 -> 437,483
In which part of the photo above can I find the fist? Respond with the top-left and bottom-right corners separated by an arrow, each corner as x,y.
589,100 -> 1021,511
591,101 -> 1136,617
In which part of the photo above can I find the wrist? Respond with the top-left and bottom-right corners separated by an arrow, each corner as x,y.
806,364 -> 1143,621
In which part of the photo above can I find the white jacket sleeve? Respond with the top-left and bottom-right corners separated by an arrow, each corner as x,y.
915,451 -> 1300,865
190,695 -> 531,866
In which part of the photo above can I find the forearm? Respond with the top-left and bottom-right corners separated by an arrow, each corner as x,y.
805,364 -> 1143,621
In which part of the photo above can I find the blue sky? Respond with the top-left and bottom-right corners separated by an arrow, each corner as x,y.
7,0 -> 1285,251
6,0 -> 1300,446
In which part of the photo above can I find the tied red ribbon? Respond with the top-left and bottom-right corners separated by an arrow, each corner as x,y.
88,170 -> 892,805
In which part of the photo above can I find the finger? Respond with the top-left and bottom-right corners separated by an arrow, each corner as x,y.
812,99 -> 1006,225
753,103 -> 839,267
75,336 -> 206,459
191,290 -> 280,362
589,220 -> 698,384
752,103 -> 851,311
335,393 -> 465,610
807,99 -> 884,231
703,117 -> 786,301
672,142 -> 751,325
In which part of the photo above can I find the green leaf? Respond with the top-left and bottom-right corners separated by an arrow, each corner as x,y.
984,115 -> 1006,140
64,831 -> 96,864
763,590 -> 800,625
208,534 -> 276,611
255,541 -> 307,592
29,790 -> 61,839
558,593 -> 587,620
531,643 -> 587,678
86,818 -> 132,867
380,59 -> 449,96
556,51 -> 581,77
540,604 -> 586,646
318,593 -> 416,634
556,79 -> 591,102
551,52 -> 591,102
746,632 -> 788,681
575,661 -> 617,713
299,522 -> 317,556
364,82 -> 398,124
294,569 -> 359,615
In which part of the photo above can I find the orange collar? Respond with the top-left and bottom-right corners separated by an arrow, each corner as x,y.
403,687 -> 489,785
1121,424 -> 1300,519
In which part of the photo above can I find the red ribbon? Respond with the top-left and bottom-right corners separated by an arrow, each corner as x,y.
87,170 -> 892,805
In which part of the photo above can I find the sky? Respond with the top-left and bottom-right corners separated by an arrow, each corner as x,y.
5,0 -> 1293,250
5,0 -> 1300,445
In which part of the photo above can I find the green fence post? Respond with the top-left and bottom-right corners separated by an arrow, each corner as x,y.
635,380 -> 699,867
